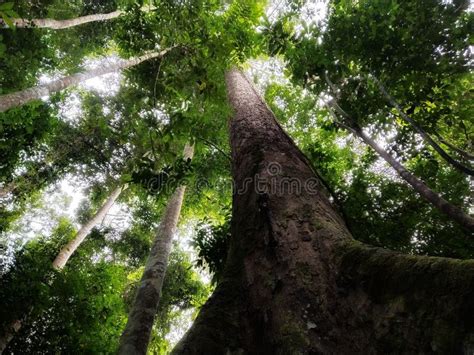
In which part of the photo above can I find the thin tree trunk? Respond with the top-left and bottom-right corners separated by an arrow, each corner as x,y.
0,186 -> 123,353
326,97 -> 474,232
370,74 -> 474,175
118,144 -> 194,355
5,10 -> 122,29
434,132 -> 474,161
172,69 -> 474,354
1,6 -> 156,29
352,124 -> 474,231
0,48 -> 172,113
52,185 -> 124,269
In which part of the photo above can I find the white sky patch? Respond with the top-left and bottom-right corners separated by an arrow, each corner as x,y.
265,0 -> 329,26
0,177 -> 86,272
163,219 -> 212,348
139,106 -> 171,125
0,175 -> 132,273
246,56 -> 289,93
58,91 -> 83,125
265,0 -> 289,23
295,0 -> 330,35
37,54 -> 123,119
101,202 -> 133,235
78,55 -> 123,96
176,219 -> 211,284
165,307 -> 195,346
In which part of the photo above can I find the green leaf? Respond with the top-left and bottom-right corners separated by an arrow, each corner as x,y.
1,12 -> 14,28
0,2 -> 13,11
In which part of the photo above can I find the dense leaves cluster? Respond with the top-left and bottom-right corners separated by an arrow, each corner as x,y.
0,0 -> 473,352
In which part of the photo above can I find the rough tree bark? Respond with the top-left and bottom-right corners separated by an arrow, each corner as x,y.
0,48 -> 172,113
172,69 -> 474,354
52,185 -> 124,269
1,6 -> 156,29
118,144 -> 194,355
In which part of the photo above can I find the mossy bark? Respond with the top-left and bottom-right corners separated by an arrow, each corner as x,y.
172,69 -> 474,354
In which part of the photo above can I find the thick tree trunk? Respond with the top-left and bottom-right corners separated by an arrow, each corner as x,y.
1,6 -> 156,29
0,48 -> 172,113
118,144 -> 194,355
172,69 -> 474,354
52,185 -> 123,269
371,75 -> 474,176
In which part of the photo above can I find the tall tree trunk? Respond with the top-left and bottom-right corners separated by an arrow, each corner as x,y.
349,123 -> 474,232
1,6 -> 156,29
118,144 -> 194,355
4,10 -> 122,29
0,48 -> 172,113
434,132 -> 474,161
0,185 -> 124,353
0,185 -> 123,353
172,69 -> 474,354
325,75 -> 474,231
371,75 -> 474,175
52,185 -> 124,269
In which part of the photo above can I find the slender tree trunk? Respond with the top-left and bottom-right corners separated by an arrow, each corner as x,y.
172,69 -> 474,354
325,75 -> 474,231
0,48 -> 172,113
0,185 -> 124,353
52,185 -> 124,269
434,132 -> 474,161
118,144 -> 194,355
1,6 -> 156,29
371,75 -> 474,175
349,124 -> 474,231
4,10 -> 122,29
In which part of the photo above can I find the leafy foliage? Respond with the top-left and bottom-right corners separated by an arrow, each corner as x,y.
193,210 -> 231,284
1,0 -> 473,352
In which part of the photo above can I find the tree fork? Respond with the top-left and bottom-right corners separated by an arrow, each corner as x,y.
172,69 -> 474,354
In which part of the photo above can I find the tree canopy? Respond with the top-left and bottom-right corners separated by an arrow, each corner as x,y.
0,0 -> 472,353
